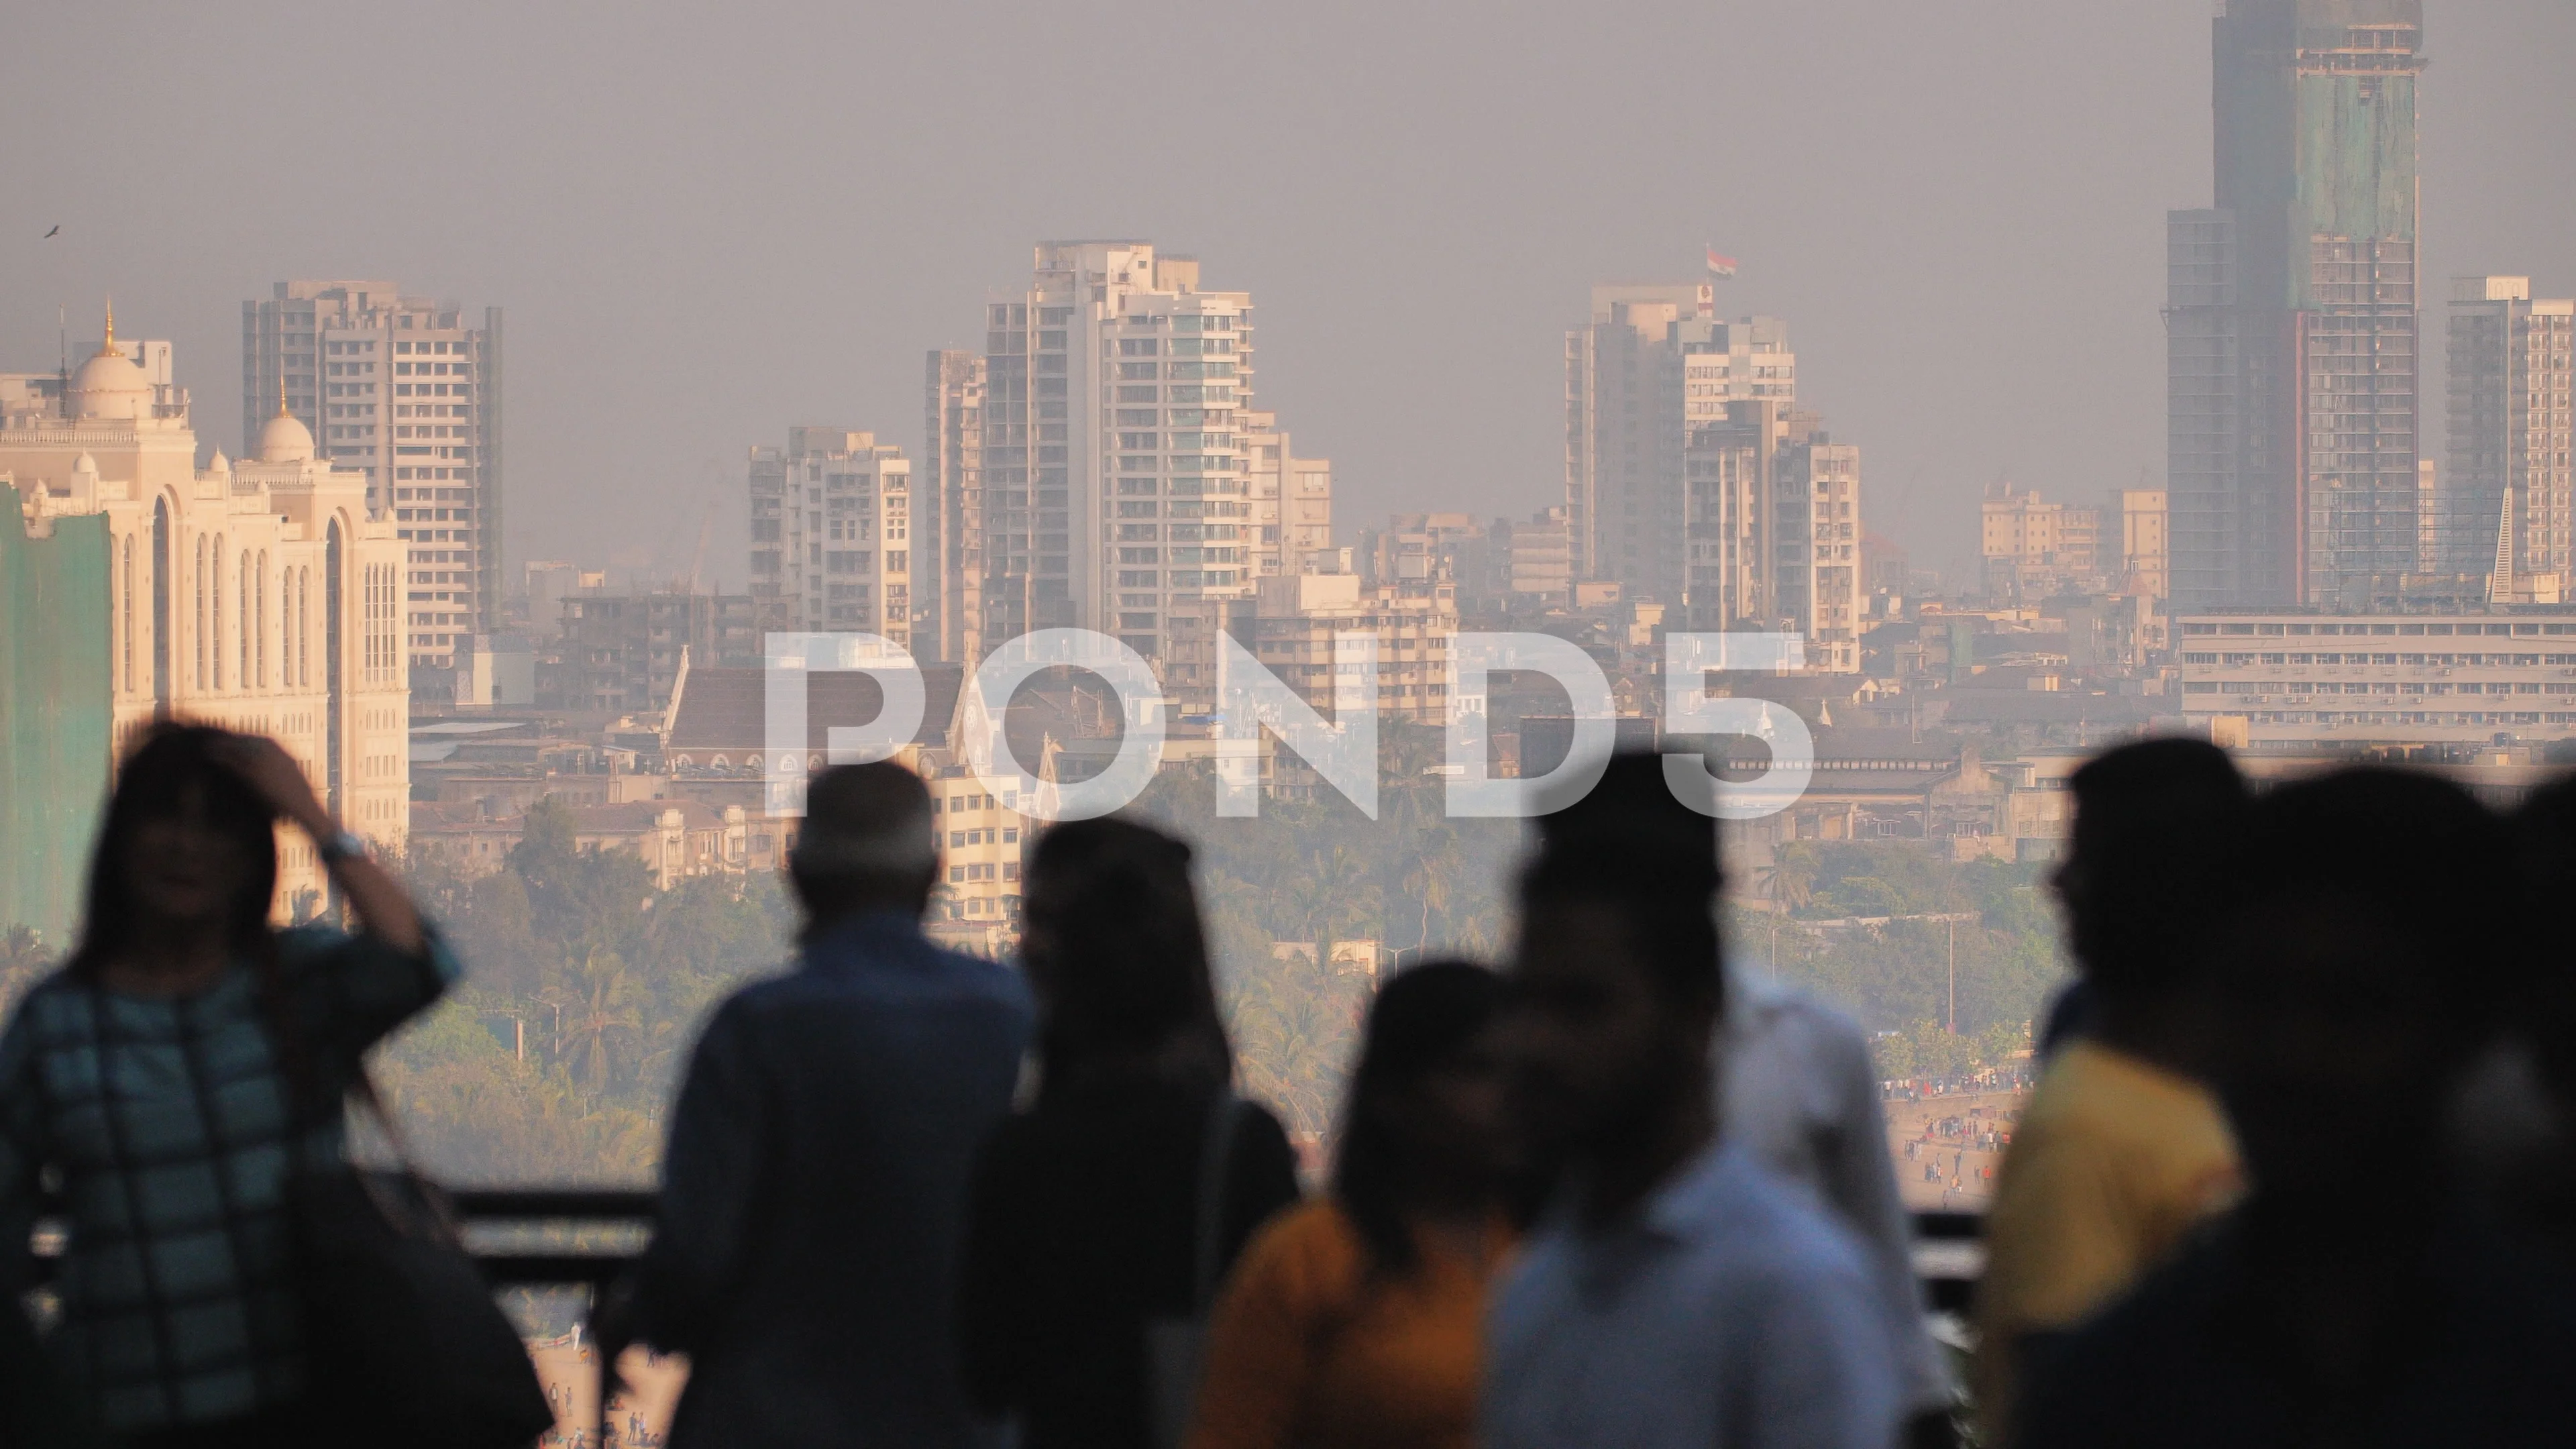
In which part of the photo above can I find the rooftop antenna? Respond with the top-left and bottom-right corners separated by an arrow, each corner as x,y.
56,304 -> 67,416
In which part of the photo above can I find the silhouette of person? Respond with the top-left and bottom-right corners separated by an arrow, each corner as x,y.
1973,738 -> 2250,1448
0,724 -> 450,1448
599,762 -> 1032,1449
1536,753 -> 1952,1440
958,817 -> 1301,1449
1187,959 -> 1516,1449
2018,769 -> 2576,1448
1484,755 -> 1902,1449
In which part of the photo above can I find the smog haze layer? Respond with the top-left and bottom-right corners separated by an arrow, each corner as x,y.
7,0 -> 2571,582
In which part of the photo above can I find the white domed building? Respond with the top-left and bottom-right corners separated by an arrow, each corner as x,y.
1,311 -> 413,910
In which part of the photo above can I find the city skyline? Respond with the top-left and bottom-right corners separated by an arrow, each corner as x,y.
7,2 -> 2568,592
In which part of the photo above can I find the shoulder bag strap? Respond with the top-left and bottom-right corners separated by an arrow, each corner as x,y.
1190,1091 -> 1247,1311
343,1067 -> 463,1242
258,936 -> 455,1244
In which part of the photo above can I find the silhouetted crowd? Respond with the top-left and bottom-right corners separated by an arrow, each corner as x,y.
9,727 -> 2576,1448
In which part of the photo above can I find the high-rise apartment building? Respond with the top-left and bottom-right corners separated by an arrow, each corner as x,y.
1778,436 -> 1864,672
243,280 -> 503,680
922,244 -> 1338,679
923,350 -> 988,664
4,318 -> 411,906
746,429 -> 914,647
1567,289 -> 1812,641
2445,276 -> 2576,590
2167,1 -> 2424,609
957,243 -> 1273,668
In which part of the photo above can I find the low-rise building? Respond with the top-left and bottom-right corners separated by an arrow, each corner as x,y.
549,588 -> 757,714
565,800 -> 749,889
2177,609 -> 2576,750
924,766 -> 1031,926
1246,570 -> 1457,725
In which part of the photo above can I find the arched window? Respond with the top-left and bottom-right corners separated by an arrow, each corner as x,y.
120,535 -> 134,695
194,533 -> 208,689
326,521 -> 343,811
212,533 -> 225,690
152,498 -> 170,707
240,551 -> 253,691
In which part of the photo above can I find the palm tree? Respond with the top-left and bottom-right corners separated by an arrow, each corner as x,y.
545,943 -> 643,1095
1402,826 -> 1463,952
1379,722 -> 1446,832
1287,843 -> 1380,957
1225,938 -> 1366,1138
1770,842 -> 1821,916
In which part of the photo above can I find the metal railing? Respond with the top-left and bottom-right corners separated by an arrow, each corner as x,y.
30,1192 -> 1986,1446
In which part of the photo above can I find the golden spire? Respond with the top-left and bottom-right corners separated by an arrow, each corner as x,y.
96,298 -> 119,359
278,374 -> 290,418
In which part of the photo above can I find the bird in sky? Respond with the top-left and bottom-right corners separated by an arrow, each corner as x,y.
43,225 -> 59,238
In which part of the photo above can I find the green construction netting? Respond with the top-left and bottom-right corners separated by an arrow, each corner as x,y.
1,484 -> 111,944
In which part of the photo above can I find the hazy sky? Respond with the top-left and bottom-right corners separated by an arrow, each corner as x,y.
8,1 -> 2571,587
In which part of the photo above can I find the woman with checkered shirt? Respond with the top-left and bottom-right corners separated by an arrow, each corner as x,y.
0,725 -> 455,1448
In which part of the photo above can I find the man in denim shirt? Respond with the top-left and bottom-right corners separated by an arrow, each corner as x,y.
604,763 -> 1033,1449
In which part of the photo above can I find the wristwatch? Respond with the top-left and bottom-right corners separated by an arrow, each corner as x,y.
315,829 -> 369,865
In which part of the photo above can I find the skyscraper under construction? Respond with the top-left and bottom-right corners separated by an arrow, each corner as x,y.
2167,0 -> 2424,609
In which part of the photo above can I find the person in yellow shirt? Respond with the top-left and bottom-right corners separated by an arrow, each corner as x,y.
1974,738 -> 2251,1448
1186,961 -> 1515,1449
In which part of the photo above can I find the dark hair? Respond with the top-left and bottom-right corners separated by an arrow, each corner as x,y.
2231,767 -> 2514,1034
1534,751 -> 1723,894
1022,816 -> 1232,1096
1333,959 -> 1505,1275
68,724 -> 279,981
2053,737 -> 2250,1002
790,761 -> 938,916
1516,845 -> 1723,1014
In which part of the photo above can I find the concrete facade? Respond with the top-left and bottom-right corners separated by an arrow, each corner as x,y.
5,318 -> 411,912
243,280 -> 502,676
746,429 -> 914,648
1248,570 -> 1458,726
2176,608 -> 2576,748
2444,277 -> 2576,591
